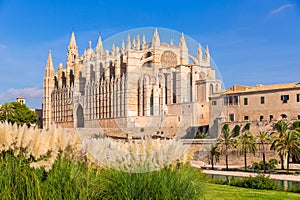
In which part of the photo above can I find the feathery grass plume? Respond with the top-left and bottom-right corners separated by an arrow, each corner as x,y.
85,136 -> 191,172
0,122 -> 14,151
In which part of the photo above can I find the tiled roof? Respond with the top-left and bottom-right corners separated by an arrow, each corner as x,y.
225,82 -> 300,94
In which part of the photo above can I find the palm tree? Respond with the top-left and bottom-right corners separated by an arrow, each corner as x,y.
208,144 -> 221,170
271,121 -> 289,169
256,131 -> 272,173
272,130 -> 300,172
236,130 -> 257,170
0,103 -> 15,122
217,124 -> 238,170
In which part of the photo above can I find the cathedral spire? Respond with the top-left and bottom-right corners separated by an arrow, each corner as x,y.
127,34 -> 131,50
121,39 -> 125,54
112,42 -> 116,55
142,34 -> 146,49
45,49 -> 54,77
180,33 -> 188,64
197,43 -> 203,62
205,45 -> 210,64
68,31 -> 77,49
179,33 -> 188,51
136,35 -> 140,50
96,35 -> 103,53
67,30 -> 78,67
152,28 -> 160,47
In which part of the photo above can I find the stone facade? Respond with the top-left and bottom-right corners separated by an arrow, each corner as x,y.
43,29 -> 221,137
209,83 -> 300,137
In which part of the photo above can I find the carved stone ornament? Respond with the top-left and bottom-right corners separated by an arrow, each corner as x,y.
161,51 -> 177,67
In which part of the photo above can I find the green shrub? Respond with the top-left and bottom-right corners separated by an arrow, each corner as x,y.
98,165 -> 206,200
213,174 -> 281,191
268,158 -> 278,170
251,159 -> 278,171
0,151 -> 206,199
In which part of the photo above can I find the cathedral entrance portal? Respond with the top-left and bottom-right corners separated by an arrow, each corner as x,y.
76,104 -> 84,128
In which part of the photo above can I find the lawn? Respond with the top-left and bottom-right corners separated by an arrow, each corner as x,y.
204,183 -> 300,200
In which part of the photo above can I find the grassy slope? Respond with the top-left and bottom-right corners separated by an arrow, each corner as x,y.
204,184 -> 300,200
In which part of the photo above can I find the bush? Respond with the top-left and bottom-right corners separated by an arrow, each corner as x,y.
211,174 -> 281,191
268,158 -> 278,170
98,165 -> 206,200
251,159 -> 278,171
0,151 -> 207,199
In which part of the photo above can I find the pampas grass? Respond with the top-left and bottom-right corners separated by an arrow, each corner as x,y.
0,122 -> 82,171
85,137 -> 193,172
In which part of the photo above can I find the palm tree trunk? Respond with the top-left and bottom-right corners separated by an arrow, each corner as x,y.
211,156 -> 214,170
244,147 -> 247,170
262,152 -> 266,173
225,145 -> 228,170
287,151 -> 290,173
262,143 -> 266,173
280,155 -> 284,170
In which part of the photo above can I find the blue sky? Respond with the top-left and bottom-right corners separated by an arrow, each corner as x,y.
0,0 -> 299,108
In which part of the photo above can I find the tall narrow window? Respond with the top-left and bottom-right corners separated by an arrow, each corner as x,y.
244,98 -> 248,105
150,89 -> 154,116
172,72 -> 176,103
269,115 -> 273,121
297,94 -> 300,102
164,74 -> 168,105
229,114 -> 234,122
233,96 -> 239,105
281,95 -> 289,103
224,97 -> 228,106
244,116 -> 249,121
260,96 -> 265,104
260,115 -> 264,121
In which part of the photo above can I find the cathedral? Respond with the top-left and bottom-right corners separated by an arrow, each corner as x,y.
43,28 -> 221,138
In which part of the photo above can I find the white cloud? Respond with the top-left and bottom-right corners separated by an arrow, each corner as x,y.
270,4 -> 295,15
7,88 -> 43,98
0,87 -> 43,108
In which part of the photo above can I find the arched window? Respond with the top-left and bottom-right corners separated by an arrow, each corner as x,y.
210,84 -> 214,96
187,72 -> 192,102
150,89 -> 154,116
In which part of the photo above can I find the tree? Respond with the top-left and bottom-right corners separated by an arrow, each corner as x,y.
0,102 -> 15,121
271,130 -> 300,172
217,124 -> 238,170
271,121 -> 289,170
256,131 -> 272,173
208,144 -> 221,170
236,130 -> 257,170
0,102 -> 38,127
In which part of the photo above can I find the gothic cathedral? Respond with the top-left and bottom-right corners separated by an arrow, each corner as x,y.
43,28 -> 221,137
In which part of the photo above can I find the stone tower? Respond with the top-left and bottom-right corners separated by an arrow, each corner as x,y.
42,50 -> 55,129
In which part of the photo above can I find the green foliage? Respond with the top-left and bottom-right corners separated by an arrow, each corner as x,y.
269,158 -> 278,169
0,102 -> 38,127
293,121 -> 300,129
205,183 -> 300,200
236,130 -> 257,169
244,123 -> 250,131
98,165 -> 206,200
0,151 -> 206,199
0,152 -> 102,200
212,175 -> 281,191
218,124 -> 238,170
91,133 -> 105,139
195,132 -> 208,139
272,130 -> 300,170
232,125 -> 241,137
252,159 -> 278,171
